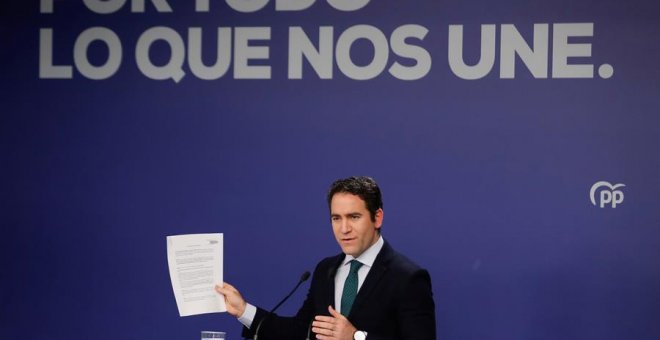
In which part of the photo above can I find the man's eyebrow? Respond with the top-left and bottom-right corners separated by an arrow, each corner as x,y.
330,212 -> 361,216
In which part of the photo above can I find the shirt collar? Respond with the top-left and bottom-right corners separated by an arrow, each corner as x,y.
342,235 -> 384,268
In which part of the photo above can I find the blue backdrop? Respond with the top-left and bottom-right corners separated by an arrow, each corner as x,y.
2,1 -> 660,339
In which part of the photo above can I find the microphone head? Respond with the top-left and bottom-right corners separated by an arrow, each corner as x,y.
300,271 -> 311,282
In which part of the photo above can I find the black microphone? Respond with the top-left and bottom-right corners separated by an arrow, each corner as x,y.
253,271 -> 311,340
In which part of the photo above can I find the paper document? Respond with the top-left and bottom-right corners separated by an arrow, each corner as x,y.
167,233 -> 226,316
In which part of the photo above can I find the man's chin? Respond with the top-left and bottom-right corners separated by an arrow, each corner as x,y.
340,246 -> 357,256
344,249 -> 365,257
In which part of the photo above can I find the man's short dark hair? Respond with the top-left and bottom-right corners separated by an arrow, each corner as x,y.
327,176 -> 383,222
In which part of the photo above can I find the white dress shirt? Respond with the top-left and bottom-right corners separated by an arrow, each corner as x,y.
334,236 -> 384,313
237,236 -> 385,328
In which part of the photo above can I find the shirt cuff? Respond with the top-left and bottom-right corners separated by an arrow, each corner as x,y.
237,303 -> 257,328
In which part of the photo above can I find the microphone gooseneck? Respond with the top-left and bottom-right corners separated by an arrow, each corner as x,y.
306,320 -> 314,340
269,271 -> 311,313
253,271 -> 311,340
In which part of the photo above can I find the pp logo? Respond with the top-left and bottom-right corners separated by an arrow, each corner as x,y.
590,181 -> 625,208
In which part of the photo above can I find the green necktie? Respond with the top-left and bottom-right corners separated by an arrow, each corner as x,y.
340,260 -> 363,316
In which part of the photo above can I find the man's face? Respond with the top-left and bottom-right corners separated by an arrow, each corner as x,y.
330,193 -> 383,257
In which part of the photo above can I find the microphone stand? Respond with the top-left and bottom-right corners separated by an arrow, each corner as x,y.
253,271 -> 310,340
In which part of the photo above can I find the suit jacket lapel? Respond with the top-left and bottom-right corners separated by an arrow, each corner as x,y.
326,254 -> 345,310
348,241 -> 393,317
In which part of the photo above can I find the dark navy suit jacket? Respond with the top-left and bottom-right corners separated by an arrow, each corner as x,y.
243,241 -> 436,340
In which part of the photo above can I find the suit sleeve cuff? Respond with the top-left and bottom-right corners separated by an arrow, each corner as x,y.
238,303 -> 257,328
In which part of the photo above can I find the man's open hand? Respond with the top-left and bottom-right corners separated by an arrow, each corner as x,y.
312,305 -> 357,340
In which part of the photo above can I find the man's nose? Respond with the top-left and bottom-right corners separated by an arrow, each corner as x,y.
340,220 -> 351,233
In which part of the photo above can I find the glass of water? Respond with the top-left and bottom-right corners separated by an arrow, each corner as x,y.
201,331 -> 225,340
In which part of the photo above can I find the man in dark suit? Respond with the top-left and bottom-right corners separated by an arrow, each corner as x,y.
216,177 -> 436,340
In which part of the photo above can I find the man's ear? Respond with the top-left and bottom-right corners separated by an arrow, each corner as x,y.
374,208 -> 384,229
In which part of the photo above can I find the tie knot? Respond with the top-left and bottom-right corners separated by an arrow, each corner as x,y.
349,260 -> 363,273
